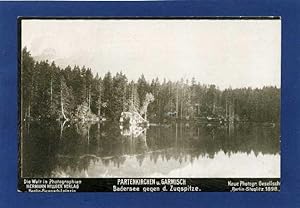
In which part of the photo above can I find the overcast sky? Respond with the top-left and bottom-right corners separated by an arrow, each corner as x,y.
22,19 -> 281,89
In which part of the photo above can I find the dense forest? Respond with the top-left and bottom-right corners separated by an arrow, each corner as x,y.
21,47 -> 280,123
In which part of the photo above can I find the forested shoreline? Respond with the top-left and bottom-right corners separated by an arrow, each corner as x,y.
21,47 -> 280,123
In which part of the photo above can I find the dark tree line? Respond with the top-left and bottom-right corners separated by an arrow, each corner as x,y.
21,47 -> 280,123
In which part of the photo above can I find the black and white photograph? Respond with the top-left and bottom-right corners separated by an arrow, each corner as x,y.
19,18 -> 281,191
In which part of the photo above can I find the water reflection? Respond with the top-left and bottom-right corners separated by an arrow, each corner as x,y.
21,121 -> 280,178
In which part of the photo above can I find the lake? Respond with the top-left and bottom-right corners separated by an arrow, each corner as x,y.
21,121 -> 280,178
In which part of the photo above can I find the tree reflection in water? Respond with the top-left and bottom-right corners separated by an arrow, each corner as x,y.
21,120 -> 280,178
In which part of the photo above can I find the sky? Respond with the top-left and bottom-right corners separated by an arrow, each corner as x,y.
22,19 -> 281,89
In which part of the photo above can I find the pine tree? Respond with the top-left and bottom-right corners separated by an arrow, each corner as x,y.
137,74 -> 149,109
111,72 -> 128,120
21,47 -> 35,121
102,72 -> 113,119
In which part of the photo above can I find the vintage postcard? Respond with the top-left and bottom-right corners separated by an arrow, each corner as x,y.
18,17 -> 281,192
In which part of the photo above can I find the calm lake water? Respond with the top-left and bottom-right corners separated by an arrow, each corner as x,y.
21,121 -> 280,178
